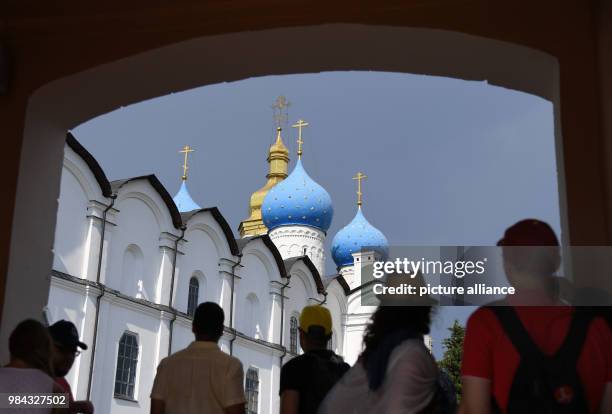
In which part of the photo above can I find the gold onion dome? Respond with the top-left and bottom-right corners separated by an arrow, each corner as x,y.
238,128 -> 289,237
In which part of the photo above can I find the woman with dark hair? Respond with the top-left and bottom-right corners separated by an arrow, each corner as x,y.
318,305 -> 439,414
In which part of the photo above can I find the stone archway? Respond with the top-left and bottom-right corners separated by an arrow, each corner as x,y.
1,11 -> 608,360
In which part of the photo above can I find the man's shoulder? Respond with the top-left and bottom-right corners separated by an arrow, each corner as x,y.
282,354 -> 306,368
467,305 -> 503,327
283,351 -> 349,373
160,347 -> 190,364
218,351 -> 244,369
162,346 -> 241,364
281,353 -> 313,373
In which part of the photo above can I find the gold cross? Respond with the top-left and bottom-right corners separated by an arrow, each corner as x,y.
352,172 -> 367,206
272,96 -> 291,129
292,119 -> 309,158
179,145 -> 195,181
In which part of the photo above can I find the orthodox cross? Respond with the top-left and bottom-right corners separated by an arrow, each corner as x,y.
292,119 -> 309,159
179,145 -> 195,181
272,96 -> 291,130
352,172 -> 367,206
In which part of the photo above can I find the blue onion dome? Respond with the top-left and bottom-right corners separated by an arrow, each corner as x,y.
262,159 -> 333,232
331,207 -> 389,268
173,181 -> 201,212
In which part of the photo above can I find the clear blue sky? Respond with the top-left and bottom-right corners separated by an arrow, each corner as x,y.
73,71 -> 560,359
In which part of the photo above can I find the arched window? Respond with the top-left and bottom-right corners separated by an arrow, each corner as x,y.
187,277 -> 199,317
245,367 -> 259,414
289,316 -> 298,354
114,332 -> 139,399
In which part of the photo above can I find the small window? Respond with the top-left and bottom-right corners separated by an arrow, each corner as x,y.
245,367 -> 259,414
114,332 -> 139,400
303,247 -> 307,256
289,316 -> 298,354
187,277 -> 199,317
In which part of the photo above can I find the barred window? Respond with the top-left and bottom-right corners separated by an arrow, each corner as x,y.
114,332 -> 139,399
245,367 -> 259,414
289,316 -> 298,354
187,277 -> 199,317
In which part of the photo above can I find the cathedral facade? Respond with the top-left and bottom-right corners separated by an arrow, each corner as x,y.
46,120 -> 393,413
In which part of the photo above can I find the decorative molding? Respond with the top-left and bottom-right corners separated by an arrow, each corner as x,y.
158,231 -> 185,251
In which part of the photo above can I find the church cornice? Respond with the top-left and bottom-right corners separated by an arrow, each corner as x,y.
236,234 -> 287,279
181,207 -> 240,256
66,132 -> 113,197
111,175 -> 183,229
283,255 -> 325,294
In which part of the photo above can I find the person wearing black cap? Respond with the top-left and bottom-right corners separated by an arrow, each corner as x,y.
460,219 -> 612,414
49,320 -> 94,414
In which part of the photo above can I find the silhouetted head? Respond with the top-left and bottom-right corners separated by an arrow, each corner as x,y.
299,305 -> 332,351
362,306 -> 432,355
48,320 -> 87,377
498,219 -> 561,288
361,305 -> 433,390
192,302 -> 225,342
9,319 -> 54,377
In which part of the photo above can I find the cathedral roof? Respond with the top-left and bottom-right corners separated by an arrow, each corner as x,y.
66,132 -> 112,197
261,158 -> 333,232
111,175 -> 183,229
180,207 -> 240,256
236,234 -> 288,279
283,255 -> 325,294
172,181 -> 201,212
323,274 -> 351,296
331,206 -> 389,268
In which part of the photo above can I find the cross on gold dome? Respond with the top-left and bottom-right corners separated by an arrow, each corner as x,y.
352,172 -> 367,206
272,96 -> 291,130
292,119 -> 309,159
179,145 -> 195,181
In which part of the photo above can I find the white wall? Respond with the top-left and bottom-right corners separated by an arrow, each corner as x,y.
232,339 -> 281,414
235,245 -> 276,340
90,297 -> 164,414
174,217 -> 230,311
46,142 -> 351,414
52,146 -> 107,279
323,283 -> 347,356
269,226 -> 326,276
104,181 -> 179,304
47,281 -> 88,389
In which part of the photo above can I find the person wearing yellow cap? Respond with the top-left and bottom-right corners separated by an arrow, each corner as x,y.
279,305 -> 349,414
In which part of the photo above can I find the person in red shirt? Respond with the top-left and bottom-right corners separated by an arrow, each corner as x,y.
49,320 -> 94,414
460,219 -> 612,414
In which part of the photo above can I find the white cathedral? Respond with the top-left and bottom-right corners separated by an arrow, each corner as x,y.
46,109 -> 416,414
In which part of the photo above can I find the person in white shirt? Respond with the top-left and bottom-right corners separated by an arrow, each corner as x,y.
0,319 -> 68,414
318,305 -> 438,414
150,302 -> 246,414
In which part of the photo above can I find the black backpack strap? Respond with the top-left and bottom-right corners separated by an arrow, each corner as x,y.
488,306 -> 543,359
553,309 -> 593,364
